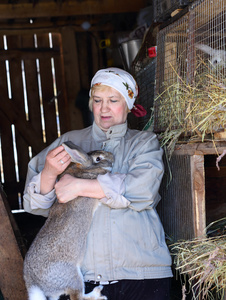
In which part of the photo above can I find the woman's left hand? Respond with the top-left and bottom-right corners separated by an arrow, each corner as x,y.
55,175 -> 105,204
55,174 -> 80,203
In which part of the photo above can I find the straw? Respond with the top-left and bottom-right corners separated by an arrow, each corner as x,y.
170,218 -> 226,300
151,59 -> 226,157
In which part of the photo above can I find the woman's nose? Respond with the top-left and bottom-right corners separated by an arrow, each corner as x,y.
101,101 -> 110,112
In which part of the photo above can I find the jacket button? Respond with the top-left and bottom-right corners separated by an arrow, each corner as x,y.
97,274 -> 102,280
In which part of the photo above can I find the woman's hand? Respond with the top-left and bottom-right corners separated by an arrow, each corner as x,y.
55,174 -> 80,203
43,145 -> 71,177
55,175 -> 106,204
40,145 -> 71,195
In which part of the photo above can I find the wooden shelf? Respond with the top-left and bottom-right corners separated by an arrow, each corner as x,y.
174,141 -> 226,156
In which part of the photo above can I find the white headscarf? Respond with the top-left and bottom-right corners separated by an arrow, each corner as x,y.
89,67 -> 138,110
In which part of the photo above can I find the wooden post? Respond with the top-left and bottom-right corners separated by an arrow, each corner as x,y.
190,154 -> 206,237
0,189 -> 27,300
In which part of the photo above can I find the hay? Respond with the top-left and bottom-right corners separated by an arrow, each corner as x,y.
170,218 -> 226,300
153,59 -> 226,157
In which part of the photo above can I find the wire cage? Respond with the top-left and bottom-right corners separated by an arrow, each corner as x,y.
154,0 -> 226,139
129,28 -> 157,130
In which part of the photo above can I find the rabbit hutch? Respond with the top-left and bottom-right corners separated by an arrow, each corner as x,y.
132,0 -> 226,240
0,1 -> 148,299
153,0 -> 226,240
131,0 -> 226,297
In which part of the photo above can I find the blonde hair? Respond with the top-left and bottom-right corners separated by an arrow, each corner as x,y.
89,84 -> 130,112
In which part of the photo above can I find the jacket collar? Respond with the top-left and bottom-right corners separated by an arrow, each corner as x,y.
92,121 -> 127,142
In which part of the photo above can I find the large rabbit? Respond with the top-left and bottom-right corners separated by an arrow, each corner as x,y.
23,141 -> 114,300
195,43 -> 226,70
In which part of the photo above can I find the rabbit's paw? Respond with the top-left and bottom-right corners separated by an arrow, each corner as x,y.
83,285 -> 107,300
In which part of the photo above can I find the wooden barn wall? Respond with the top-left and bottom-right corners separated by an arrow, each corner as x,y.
0,26 -> 106,210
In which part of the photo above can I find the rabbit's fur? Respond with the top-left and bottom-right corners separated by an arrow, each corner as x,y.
23,141 -> 114,300
195,43 -> 226,70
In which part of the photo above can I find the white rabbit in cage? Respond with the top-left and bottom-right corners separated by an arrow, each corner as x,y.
195,43 -> 226,70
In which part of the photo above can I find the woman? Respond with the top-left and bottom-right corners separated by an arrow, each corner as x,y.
23,67 -> 172,300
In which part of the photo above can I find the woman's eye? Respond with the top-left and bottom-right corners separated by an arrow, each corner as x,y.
94,99 -> 101,103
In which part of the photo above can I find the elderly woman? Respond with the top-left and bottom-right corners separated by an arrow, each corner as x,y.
23,67 -> 172,300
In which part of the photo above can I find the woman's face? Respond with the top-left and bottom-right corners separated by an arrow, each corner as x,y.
92,86 -> 129,132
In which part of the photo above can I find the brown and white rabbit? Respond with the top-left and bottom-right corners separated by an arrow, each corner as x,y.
23,141 -> 114,300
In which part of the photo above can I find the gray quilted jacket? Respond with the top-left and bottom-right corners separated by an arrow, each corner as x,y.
23,121 -> 172,282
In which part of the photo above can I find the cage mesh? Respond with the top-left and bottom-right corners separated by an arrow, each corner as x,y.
129,28 -> 157,130
154,0 -> 226,136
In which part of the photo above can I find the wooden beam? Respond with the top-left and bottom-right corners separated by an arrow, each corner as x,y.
0,48 -> 60,60
0,187 -> 27,300
0,0 -> 146,20
190,155 -> 206,237
0,19 -> 114,35
174,141 -> 226,156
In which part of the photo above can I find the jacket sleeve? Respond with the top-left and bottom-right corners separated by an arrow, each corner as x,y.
23,138 -> 63,217
97,133 -> 164,211
23,172 -> 56,217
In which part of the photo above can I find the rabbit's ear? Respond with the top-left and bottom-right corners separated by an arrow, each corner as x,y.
62,142 -> 93,167
195,44 -> 215,56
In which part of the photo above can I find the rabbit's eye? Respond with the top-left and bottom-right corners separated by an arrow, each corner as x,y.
214,58 -> 222,65
92,154 -> 104,163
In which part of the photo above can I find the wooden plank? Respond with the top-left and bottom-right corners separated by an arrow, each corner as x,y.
174,141 -> 226,156
0,34 -> 3,50
61,27 -> 84,130
77,32 -> 91,89
0,111 -> 19,209
0,0 -> 146,19
36,33 -> 58,144
22,34 -> 44,153
7,35 -> 30,194
0,41 -> 19,208
0,18 -> 114,36
0,187 -> 27,257
0,48 -> 61,60
190,155 -> 206,237
0,92 -> 46,154
0,189 -> 27,300
51,33 -> 70,135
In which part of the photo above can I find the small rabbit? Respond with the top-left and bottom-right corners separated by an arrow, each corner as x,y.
23,141 -> 114,300
195,43 -> 226,70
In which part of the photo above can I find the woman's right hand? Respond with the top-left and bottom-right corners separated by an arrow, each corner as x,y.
43,145 -> 71,177
40,145 -> 71,195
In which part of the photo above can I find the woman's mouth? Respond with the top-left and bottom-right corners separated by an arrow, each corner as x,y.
101,116 -> 111,120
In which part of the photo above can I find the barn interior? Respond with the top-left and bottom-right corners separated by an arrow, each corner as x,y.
0,0 -> 225,299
